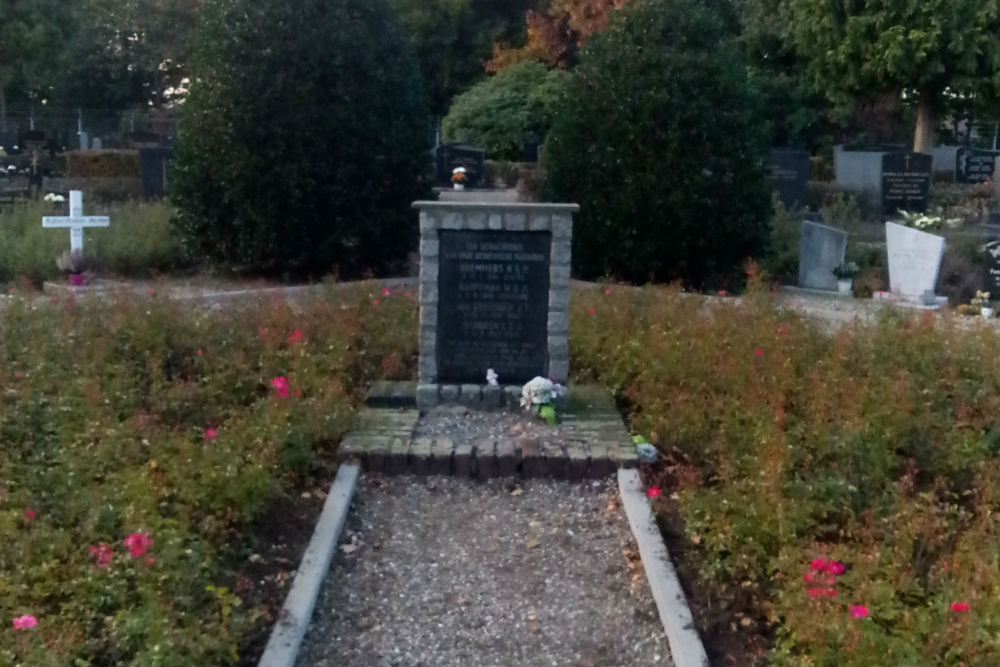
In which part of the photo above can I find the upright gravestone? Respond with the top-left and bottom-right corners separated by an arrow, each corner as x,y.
884,221 -> 945,301
956,147 -> 1000,184
798,220 -> 847,291
414,202 -> 577,409
138,147 -> 174,199
767,148 -> 809,209
881,152 -> 931,215
435,143 -> 485,188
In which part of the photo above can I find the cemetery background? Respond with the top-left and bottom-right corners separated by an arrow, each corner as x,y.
7,0 -> 1000,665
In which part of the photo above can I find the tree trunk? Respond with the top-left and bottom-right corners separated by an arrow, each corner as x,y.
913,90 -> 934,154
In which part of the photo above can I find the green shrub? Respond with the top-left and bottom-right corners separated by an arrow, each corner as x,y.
172,0 -> 432,277
544,0 -> 772,287
482,159 -> 520,188
0,285 -> 418,665
442,61 -> 568,161
762,197 -> 799,284
571,280 -> 1000,665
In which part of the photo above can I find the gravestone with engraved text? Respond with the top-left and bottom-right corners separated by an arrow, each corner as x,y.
956,147 -> 1000,184
767,148 -> 809,209
414,202 -> 577,409
882,152 -> 931,215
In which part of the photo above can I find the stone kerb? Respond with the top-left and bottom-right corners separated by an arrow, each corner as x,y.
413,201 -> 578,410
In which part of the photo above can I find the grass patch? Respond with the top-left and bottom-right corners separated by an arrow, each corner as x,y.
0,284 -> 416,665
0,200 -> 185,286
572,278 -> 1000,666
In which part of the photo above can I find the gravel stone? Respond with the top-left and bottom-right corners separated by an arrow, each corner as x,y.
297,475 -> 672,667
414,405 -> 572,451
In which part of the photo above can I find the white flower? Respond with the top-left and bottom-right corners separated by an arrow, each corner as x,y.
521,376 -> 555,410
486,369 -> 498,386
452,167 -> 467,175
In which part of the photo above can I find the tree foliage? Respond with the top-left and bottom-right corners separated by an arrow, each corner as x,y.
487,0 -> 630,71
171,0 -> 431,277
389,0 -> 536,115
788,0 -> 1000,151
545,0 -> 772,286
1,0 -> 200,114
442,61 -> 567,159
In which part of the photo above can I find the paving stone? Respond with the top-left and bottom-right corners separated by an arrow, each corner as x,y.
459,384 -> 482,407
409,436 -> 434,475
384,437 -> 410,475
453,440 -> 474,477
474,437 -> 497,480
588,442 -> 616,478
365,438 -> 389,474
365,381 -> 417,409
496,438 -> 518,477
440,384 -> 460,404
482,385 -> 503,409
430,437 -> 454,475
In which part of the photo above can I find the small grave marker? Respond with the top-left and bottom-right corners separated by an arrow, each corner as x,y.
42,190 -> 109,252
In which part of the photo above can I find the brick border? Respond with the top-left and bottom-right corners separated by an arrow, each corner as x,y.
412,202 -> 578,410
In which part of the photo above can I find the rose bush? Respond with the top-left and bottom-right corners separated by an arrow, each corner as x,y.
0,283 -> 417,665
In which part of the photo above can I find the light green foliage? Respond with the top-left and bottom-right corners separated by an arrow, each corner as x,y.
545,0 -> 772,286
442,61 -> 568,160
789,0 -> 1000,133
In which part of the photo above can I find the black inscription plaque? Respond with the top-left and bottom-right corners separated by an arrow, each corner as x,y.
881,152 -> 931,215
985,240 -> 1000,295
766,148 -> 809,209
956,147 -> 1000,184
437,230 -> 551,383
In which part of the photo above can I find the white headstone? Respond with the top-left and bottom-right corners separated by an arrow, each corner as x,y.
42,190 -> 109,253
885,221 -> 945,299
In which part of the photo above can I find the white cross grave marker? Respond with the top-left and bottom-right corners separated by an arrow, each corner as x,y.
42,190 -> 109,252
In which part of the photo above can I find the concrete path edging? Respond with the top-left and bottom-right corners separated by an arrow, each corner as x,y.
618,468 -> 709,667
257,464 -> 360,667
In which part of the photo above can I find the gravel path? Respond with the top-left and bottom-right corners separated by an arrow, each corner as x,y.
297,475 -> 671,667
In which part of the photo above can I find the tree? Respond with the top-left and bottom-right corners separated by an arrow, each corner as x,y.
389,0 -> 536,115
171,0 -> 431,277
789,0 -> 1000,154
442,61 -> 568,159
61,0 -> 201,110
731,0 -> 829,148
545,0 -> 771,286
486,0 -> 630,71
0,0 -> 75,125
